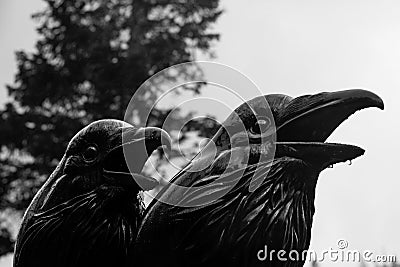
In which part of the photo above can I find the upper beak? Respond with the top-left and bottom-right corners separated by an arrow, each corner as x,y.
275,89 -> 384,168
277,89 -> 384,142
103,126 -> 172,190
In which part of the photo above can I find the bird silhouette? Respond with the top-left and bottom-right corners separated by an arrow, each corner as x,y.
14,119 -> 171,267
135,89 -> 384,267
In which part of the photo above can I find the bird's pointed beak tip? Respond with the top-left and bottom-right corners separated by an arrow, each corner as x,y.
354,89 -> 384,110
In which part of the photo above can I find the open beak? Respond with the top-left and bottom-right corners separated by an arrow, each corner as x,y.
103,126 -> 172,191
275,89 -> 384,169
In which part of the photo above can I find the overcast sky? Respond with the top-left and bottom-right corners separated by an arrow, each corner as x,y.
1,0 -> 400,266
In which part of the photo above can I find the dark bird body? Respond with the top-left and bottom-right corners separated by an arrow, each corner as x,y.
135,90 -> 384,267
14,119 -> 171,267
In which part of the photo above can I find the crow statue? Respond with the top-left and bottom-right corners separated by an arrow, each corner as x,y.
14,119 -> 171,267
135,89 -> 384,267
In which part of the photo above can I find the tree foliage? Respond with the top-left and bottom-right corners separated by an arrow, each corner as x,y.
0,0 -> 222,255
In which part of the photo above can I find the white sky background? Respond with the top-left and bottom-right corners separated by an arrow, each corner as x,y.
1,0 -> 400,266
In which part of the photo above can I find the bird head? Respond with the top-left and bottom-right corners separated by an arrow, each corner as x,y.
15,120 -> 171,267
206,95 -> 276,155
197,90 -> 383,258
207,89 -> 383,171
29,119 -> 171,212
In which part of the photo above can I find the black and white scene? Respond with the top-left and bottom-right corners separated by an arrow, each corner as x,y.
0,0 -> 398,266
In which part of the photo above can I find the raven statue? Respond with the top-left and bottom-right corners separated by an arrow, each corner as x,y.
135,89 -> 384,267
14,119 -> 171,267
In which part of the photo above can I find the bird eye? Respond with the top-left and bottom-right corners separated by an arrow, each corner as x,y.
83,145 -> 98,162
250,117 -> 271,135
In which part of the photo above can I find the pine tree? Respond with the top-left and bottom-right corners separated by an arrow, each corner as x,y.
0,0 -> 222,255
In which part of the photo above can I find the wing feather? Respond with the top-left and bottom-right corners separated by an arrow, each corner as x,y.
15,187 -> 137,267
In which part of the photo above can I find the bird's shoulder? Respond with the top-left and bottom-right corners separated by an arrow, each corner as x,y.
15,187 -> 139,267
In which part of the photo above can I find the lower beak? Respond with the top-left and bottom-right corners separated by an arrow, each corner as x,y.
275,142 -> 365,170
